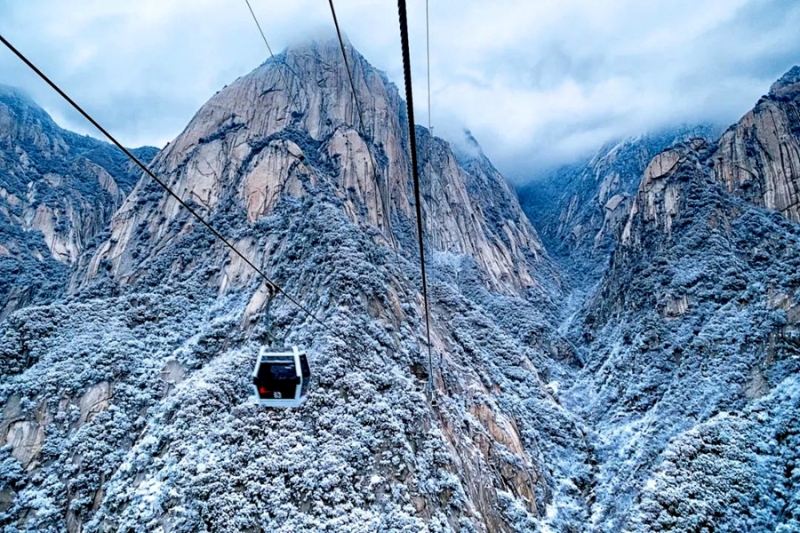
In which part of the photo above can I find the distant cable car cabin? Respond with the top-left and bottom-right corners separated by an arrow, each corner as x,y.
251,346 -> 311,408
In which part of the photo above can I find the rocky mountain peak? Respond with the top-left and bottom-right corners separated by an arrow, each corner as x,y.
0,86 -> 157,318
0,85 -> 67,155
518,125 -> 720,281
164,37 -> 385,153
84,39 -> 554,295
0,84 -> 46,118
0,84 -> 47,117
769,65 -> 800,95
450,129 -> 485,163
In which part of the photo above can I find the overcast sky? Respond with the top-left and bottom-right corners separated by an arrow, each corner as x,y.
1,0 -> 799,183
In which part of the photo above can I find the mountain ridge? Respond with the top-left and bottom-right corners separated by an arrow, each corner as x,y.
550,64 -> 800,531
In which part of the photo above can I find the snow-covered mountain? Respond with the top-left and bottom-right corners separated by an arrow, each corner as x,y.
518,125 -> 720,279
1,40 -> 566,533
521,66 -> 800,531
570,135 -> 800,531
0,85 -> 157,320
1,37 -> 799,533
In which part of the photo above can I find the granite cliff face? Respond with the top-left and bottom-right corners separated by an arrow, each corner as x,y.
713,66 -> 800,222
80,40 -> 549,296
0,85 -> 156,318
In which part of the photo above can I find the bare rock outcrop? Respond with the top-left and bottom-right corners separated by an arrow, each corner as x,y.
621,140 -> 707,246
78,39 -> 554,296
1,396 -> 45,469
712,66 -> 800,222
78,381 -> 112,425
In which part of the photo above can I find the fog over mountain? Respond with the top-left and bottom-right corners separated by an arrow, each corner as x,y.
1,0 -> 799,180
1,36 -> 800,532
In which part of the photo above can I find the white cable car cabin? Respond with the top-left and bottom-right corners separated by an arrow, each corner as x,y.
251,346 -> 311,408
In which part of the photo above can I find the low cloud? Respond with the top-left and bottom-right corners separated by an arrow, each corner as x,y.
1,0 -> 798,183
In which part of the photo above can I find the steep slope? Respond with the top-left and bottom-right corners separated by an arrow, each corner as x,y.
0,41 -> 572,533
423,128 -> 556,295
0,85 -> 157,318
559,69 -> 800,531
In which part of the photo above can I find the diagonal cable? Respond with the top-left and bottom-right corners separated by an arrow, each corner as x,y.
243,0 -> 294,99
425,0 -> 437,375
326,0 -> 370,140
244,0 -> 395,258
326,0 -> 396,248
0,33 -> 337,338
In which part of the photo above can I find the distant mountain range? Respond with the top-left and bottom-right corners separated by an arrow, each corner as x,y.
1,40 -> 798,533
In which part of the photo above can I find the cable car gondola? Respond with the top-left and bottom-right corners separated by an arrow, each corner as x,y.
251,346 -> 311,408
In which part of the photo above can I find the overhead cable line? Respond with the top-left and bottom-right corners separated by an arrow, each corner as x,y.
243,0 -> 294,100
244,1 -> 395,258
0,33 -> 337,338
425,0 -> 436,376
326,0 -> 396,248
396,0 -> 434,392
243,0 -> 337,211
326,0 -> 372,145
241,3 -> 398,363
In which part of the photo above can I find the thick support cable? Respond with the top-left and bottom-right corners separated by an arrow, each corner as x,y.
425,0 -> 437,371
396,0 -> 434,393
0,33 -> 336,338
